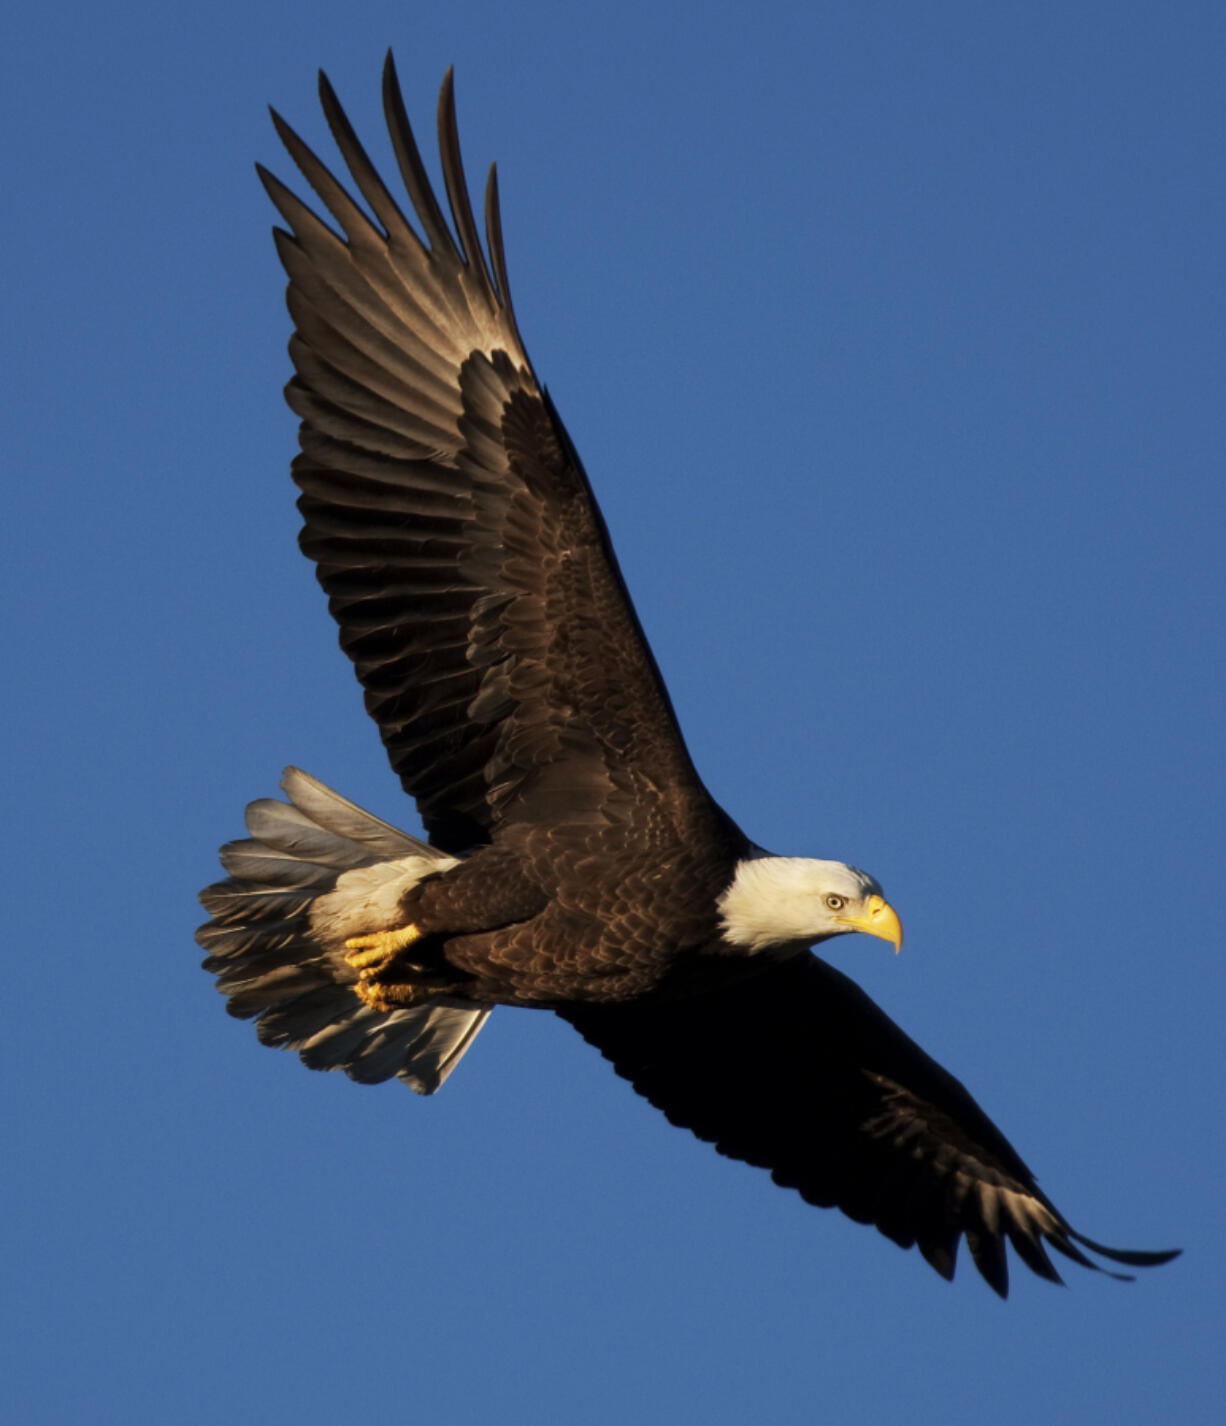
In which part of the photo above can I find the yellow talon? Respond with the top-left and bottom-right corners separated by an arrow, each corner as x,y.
343,924 -> 422,974
353,978 -> 393,1012
342,925 -> 439,1012
352,976 -> 427,1013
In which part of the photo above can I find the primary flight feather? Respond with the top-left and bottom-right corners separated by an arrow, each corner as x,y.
197,54 -> 1176,1297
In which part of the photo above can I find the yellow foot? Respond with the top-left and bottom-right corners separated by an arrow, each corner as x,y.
343,924 -> 422,976
352,977 -> 429,1013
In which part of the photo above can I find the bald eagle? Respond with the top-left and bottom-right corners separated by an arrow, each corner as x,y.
197,56 -> 1177,1297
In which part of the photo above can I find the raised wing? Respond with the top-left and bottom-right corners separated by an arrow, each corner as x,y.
560,952 -> 1178,1296
261,56 -> 707,853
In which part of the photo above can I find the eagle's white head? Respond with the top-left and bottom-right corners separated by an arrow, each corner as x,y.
717,856 -> 903,955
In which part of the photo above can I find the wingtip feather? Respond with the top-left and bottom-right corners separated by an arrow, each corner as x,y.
1066,1231 -> 1181,1269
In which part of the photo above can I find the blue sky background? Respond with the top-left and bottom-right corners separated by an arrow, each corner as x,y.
4,3 -> 1222,1422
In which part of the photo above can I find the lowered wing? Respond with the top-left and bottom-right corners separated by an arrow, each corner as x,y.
560,951 -> 1178,1296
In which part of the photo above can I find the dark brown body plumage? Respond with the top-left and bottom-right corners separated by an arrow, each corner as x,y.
196,56 -> 1177,1297
401,824 -> 744,1005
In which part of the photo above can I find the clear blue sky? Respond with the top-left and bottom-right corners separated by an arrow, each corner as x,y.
4,3 -> 1222,1423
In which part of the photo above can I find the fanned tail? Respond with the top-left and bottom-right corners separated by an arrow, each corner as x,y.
196,768 -> 489,1093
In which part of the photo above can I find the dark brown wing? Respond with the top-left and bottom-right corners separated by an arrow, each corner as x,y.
560,952 -> 1179,1296
260,55 -> 711,853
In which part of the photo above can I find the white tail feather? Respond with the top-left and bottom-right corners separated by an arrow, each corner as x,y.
197,768 -> 489,1094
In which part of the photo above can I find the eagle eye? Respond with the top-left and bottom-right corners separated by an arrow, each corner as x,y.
824,894 -> 846,912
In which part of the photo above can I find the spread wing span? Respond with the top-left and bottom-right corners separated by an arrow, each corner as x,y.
259,56 -> 706,854
561,952 -> 1179,1297
209,58 -> 1183,1297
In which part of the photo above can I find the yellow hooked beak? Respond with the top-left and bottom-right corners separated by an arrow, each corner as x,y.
836,894 -> 904,953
